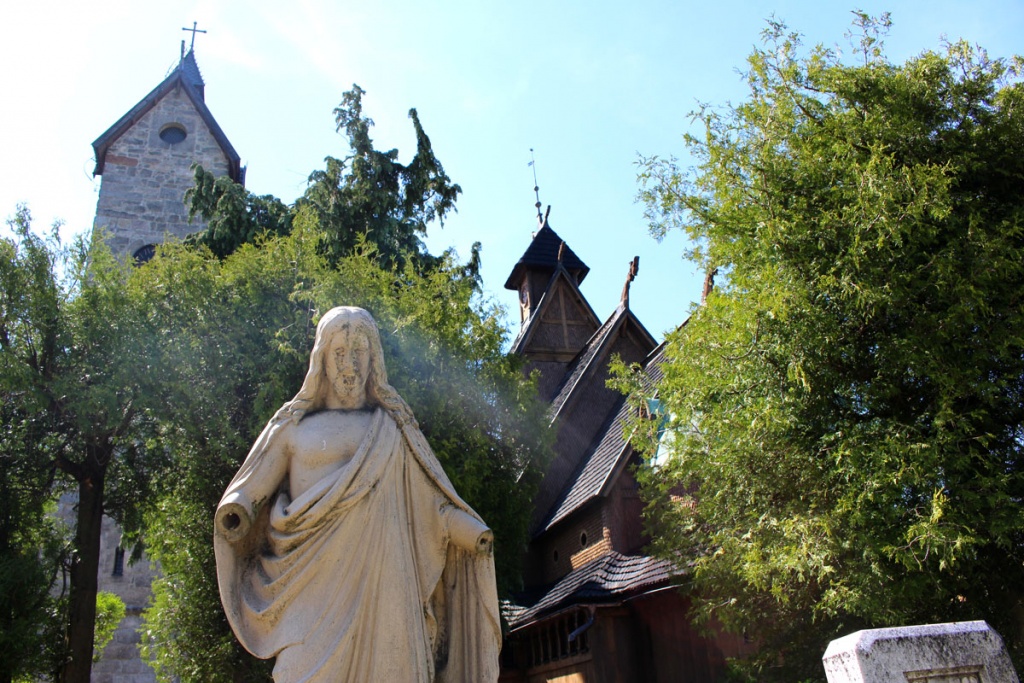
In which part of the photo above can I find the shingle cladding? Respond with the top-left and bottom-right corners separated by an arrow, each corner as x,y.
504,223 -> 589,290
508,551 -> 677,629
541,343 -> 668,533
543,396 -> 629,532
549,306 -> 624,417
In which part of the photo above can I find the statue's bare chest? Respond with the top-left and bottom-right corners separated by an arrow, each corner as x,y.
288,410 -> 373,499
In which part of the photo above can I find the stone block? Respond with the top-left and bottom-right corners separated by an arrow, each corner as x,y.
823,621 -> 1019,683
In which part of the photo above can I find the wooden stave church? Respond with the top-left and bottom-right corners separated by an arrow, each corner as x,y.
498,217 -> 751,682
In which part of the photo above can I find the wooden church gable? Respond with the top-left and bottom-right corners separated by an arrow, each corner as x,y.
530,306 -> 658,534
540,342 -> 667,536
551,305 -> 657,424
512,267 -> 601,361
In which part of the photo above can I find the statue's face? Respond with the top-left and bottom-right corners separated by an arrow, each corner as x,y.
323,321 -> 372,410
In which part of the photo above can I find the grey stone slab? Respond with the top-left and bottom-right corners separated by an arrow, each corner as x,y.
823,621 -> 1019,683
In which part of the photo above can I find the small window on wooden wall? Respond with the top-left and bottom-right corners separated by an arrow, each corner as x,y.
580,531 -> 588,548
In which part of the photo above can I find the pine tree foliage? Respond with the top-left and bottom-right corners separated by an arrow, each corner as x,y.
630,14 -> 1024,680
186,85 -> 467,276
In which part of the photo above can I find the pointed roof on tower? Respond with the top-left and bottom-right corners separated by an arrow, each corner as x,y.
91,48 -> 243,183
180,48 -> 205,95
504,215 -> 590,291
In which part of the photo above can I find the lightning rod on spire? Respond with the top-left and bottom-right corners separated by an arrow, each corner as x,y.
529,148 -> 543,222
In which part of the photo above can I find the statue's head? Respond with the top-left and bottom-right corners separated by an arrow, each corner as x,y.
284,307 -> 413,424
310,307 -> 384,409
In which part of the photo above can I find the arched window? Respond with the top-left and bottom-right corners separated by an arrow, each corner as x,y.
132,244 -> 157,265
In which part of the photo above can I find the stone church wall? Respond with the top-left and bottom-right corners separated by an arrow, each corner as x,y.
94,86 -> 231,258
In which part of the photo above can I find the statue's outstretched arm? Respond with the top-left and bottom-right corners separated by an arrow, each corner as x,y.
445,506 -> 494,556
215,421 -> 290,542
216,490 -> 255,542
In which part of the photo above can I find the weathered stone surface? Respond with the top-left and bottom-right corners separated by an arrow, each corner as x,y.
823,621 -> 1019,683
94,86 -> 231,258
214,307 -> 502,683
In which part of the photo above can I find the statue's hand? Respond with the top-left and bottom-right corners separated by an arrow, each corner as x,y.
476,529 -> 495,556
446,506 -> 494,556
216,492 -> 253,543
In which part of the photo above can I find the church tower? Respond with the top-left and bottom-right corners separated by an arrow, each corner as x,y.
78,39 -> 246,683
504,211 -> 598,401
91,45 -> 244,260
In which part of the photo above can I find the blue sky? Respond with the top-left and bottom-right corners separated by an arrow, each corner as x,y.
3,0 -> 1021,341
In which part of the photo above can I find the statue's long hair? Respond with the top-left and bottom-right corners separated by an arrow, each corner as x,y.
273,307 -> 416,428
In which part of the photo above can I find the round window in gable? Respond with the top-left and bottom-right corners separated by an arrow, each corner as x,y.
552,549 -> 559,564
580,531 -> 589,548
159,124 -> 187,145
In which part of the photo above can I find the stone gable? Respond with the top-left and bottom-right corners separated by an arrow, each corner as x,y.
94,85 -> 231,258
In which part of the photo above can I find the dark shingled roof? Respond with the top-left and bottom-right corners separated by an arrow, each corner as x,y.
542,396 -> 629,531
92,49 -> 243,184
508,552 -> 677,629
644,342 -> 668,386
549,305 -> 625,419
504,222 -> 589,290
501,600 -> 527,626
180,49 -> 205,93
540,343 -> 669,533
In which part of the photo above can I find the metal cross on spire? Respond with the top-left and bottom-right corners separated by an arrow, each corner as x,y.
182,21 -> 207,51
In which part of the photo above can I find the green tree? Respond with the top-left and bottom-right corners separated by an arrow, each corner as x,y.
632,14 -> 1024,680
0,354 -> 66,683
137,212 -> 549,682
184,171 -> 292,261
0,208 -> 162,683
0,209 -> 80,683
187,84 -> 465,275
92,592 -> 126,663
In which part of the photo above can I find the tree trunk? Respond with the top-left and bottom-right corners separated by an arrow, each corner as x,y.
0,522 -> 12,683
61,462 -> 105,683
0,515 -> 11,683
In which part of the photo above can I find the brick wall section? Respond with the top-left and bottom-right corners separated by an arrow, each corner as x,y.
570,524 -> 611,570
536,480 -> 645,586
538,505 -> 608,584
94,86 -> 231,258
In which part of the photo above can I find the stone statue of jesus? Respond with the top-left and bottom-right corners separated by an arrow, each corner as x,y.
214,307 -> 500,682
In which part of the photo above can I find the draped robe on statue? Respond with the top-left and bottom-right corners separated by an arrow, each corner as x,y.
215,408 -> 501,683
